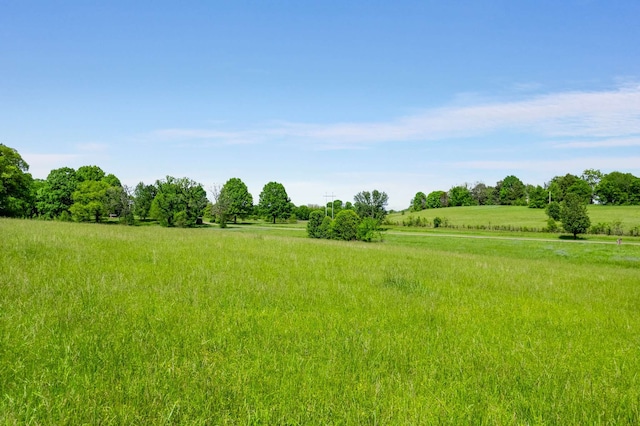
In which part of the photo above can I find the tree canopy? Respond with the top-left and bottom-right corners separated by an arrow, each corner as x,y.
258,181 -> 292,224
354,190 -> 388,221
220,177 -> 253,223
0,143 -> 33,217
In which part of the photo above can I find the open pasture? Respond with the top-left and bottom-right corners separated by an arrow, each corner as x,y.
1,218 -> 640,424
388,205 -> 640,232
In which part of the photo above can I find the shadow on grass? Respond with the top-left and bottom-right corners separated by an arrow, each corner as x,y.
558,234 -> 589,241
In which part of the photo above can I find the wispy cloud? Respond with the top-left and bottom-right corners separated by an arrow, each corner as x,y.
552,137 -> 640,149
450,156 -> 640,172
150,84 -> 640,149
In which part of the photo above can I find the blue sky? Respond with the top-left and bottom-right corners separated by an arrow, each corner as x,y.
2,1 -> 639,210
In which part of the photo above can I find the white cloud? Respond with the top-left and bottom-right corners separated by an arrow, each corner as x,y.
150,84 -> 640,149
552,137 -> 640,149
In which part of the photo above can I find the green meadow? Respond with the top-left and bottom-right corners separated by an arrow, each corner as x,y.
388,205 -> 640,232
2,218 -> 640,424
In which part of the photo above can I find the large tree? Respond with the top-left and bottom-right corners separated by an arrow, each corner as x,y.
69,180 -> 110,223
133,182 -> 157,221
220,177 -> 253,223
548,173 -> 591,204
411,191 -> 427,211
37,167 -> 78,219
581,169 -> 603,204
498,175 -> 526,206
595,171 -> 640,205
353,189 -> 388,221
560,194 -> 591,239
151,176 -> 208,227
448,185 -> 475,207
258,181 -> 292,224
425,190 -> 447,209
0,144 -> 33,217
527,185 -> 548,209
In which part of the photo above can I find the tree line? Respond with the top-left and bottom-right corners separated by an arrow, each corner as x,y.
0,144 -> 390,234
409,170 -> 640,212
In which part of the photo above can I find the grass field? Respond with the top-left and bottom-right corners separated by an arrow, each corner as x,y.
388,205 -> 640,234
2,218 -> 640,424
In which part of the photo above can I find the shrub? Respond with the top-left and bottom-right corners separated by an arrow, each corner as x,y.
357,217 -> 382,242
331,210 -> 360,241
306,210 -> 324,238
433,217 -> 442,228
546,201 -> 561,221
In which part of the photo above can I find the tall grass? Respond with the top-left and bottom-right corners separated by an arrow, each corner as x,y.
1,219 -> 639,423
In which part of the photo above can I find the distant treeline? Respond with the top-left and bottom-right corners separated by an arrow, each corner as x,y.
409,170 -> 640,211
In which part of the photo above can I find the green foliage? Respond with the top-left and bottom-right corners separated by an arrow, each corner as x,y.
151,176 -> 208,227
36,167 -> 78,219
69,180 -> 110,223
546,217 -> 558,232
411,191 -> 427,211
560,194 -> 591,239
425,191 -> 447,209
295,205 -> 312,220
545,201 -> 561,221
498,175 -> 526,205
353,189 -> 388,221
307,210 -> 325,238
595,171 -> 640,205
0,144 -> 33,217
133,182 -> 157,221
471,182 -> 495,205
220,177 -> 253,223
527,185 -> 548,209
76,165 -> 106,183
319,215 -> 333,239
549,173 -> 591,204
448,185 -> 475,207
259,181 -> 292,224
357,217 -> 382,242
433,216 -> 442,228
581,168 -> 603,203
330,209 -> 360,241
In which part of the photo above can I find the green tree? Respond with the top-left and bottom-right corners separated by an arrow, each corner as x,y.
471,182 -> 494,206
151,176 -> 208,227
595,171 -> 640,205
220,178 -> 253,223
425,190 -> 447,209
258,182 -> 292,224
546,201 -> 561,221
37,167 -> 78,219
0,144 -> 33,217
357,217 -> 382,242
69,180 -> 110,223
76,165 -> 106,183
306,210 -> 325,238
106,184 -> 134,224
448,185 -> 475,207
354,189 -> 388,221
581,169 -> 603,204
527,185 -> 548,209
498,175 -> 526,205
411,191 -> 427,211
133,182 -> 157,221
295,205 -> 312,221
549,174 -> 591,204
560,194 -> 591,239
330,209 -> 360,241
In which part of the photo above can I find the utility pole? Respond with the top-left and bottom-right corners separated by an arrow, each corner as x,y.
323,193 -> 336,219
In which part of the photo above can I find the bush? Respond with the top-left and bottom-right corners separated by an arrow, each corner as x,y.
546,218 -> 558,232
357,217 -> 382,242
319,216 -> 333,239
306,210 -> 325,238
546,201 -> 561,221
331,210 -> 360,241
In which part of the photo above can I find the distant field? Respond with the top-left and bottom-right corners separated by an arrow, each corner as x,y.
388,205 -> 640,232
2,219 -> 640,423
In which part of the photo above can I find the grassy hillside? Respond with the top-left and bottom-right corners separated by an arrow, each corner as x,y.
2,219 -> 640,423
388,205 -> 640,232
